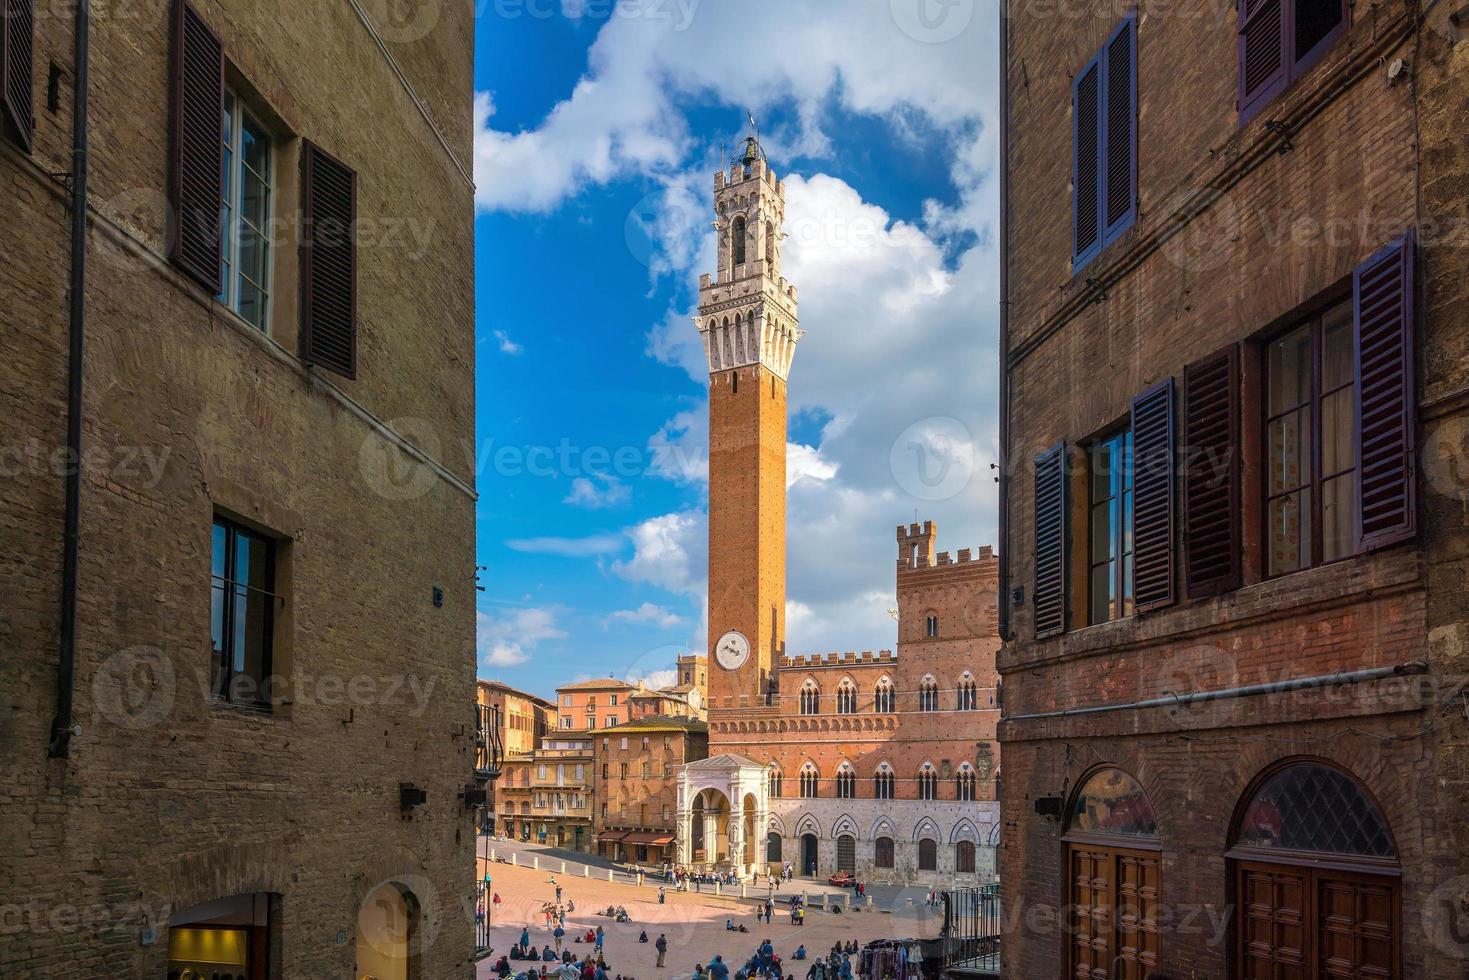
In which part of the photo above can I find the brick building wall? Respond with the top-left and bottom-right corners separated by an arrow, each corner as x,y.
594,718 -> 709,865
999,2 -> 1469,976
0,1 -> 477,976
555,678 -> 637,731
708,528 -> 1001,884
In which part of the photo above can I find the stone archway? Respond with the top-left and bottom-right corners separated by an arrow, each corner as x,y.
690,788 -> 732,865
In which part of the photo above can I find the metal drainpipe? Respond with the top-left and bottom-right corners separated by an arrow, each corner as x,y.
996,0 -> 1012,644
48,0 -> 91,759
1005,661 -> 1429,722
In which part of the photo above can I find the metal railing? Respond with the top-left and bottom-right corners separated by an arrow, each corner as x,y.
476,702 -> 504,780
475,876 -> 492,958
940,884 -> 1001,974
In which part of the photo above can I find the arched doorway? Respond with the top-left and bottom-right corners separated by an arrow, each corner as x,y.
356,882 -> 421,980
1064,767 -> 1162,978
801,833 -> 818,876
1228,759 -> 1399,977
767,831 -> 783,864
836,834 -> 856,873
742,793 -> 759,868
691,789 -> 731,866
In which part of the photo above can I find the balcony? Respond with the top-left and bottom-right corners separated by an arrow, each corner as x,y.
475,702 -> 504,781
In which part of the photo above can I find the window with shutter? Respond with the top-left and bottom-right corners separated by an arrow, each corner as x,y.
1033,443 -> 1067,638
1,0 -> 34,152
168,0 -> 223,291
1354,232 -> 1416,551
1073,15 -> 1137,272
301,141 -> 358,379
1131,380 -> 1175,612
1238,0 -> 1345,124
1182,346 -> 1242,597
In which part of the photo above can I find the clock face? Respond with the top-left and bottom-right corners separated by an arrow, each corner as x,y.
715,630 -> 751,671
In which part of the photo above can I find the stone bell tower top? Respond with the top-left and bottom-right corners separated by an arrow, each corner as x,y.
695,133 -> 801,381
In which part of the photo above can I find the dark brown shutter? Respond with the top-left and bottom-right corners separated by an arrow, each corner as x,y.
1238,0 -> 1288,121
1182,345 -> 1241,597
301,141 -> 358,379
1073,61 -> 1100,265
1103,16 -> 1136,235
167,0 -> 223,291
1354,232 -> 1416,550
1131,379 -> 1175,612
1,0 -> 35,152
1033,443 -> 1067,639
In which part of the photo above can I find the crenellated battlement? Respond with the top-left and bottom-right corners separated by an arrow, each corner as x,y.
897,519 -> 995,571
777,649 -> 897,670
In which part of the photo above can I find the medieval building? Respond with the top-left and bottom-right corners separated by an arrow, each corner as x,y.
672,138 -> 1003,886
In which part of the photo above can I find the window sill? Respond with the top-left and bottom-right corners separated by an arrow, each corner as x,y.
209,696 -> 279,718
1000,545 -> 1422,673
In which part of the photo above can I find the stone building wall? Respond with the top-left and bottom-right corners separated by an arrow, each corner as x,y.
999,3 -> 1469,976
0,1 -> 477,976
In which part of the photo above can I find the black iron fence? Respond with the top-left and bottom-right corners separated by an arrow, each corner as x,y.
475,876 -> 492,958
476,702 -> 503,780
940,884 -> 1001,973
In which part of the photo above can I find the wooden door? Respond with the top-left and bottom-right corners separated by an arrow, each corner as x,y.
1235,861 -> 1398,979
1115,853 -> 1161,978
1069,846 -> 1113,979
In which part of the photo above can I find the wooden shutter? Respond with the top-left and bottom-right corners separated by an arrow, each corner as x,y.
1239,0 -> 1288,122
1,0 -> 34,152
1354,232 -> 1416,550
1131,380 -> 1175,612
1073,60 -> 1101,268
1182,346 -> 1242,597
1033,443 -> 1067,638
167,0 -> 223,292
301,141 -> 358,379
1103,15 -> 1136,241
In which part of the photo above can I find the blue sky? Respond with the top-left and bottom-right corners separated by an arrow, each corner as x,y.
470,0 -> 1001,697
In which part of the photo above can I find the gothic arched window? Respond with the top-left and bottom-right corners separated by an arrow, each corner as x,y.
918,764 -> 938,801
731,215 -> 747,265
835,764 -> 856,799
799,764 -> 819,799
768,768 -> 783,799
958,673 -> 978,711
956,764 -> 977,802
874,764 -> 895,800
799,680 -> 820,715
919,676 -> 940,712
836,679 -> 857,714
874,677 -> 895,713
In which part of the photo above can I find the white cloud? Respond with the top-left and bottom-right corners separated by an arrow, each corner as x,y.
477,606 -> 568,670
628,667 -> 679,690
493,329 -> 524,355
606,602 -> 684,629
506,534 -> 625,557
474,3 -> 1002,659
611,511 -> 706,597
564,474 -> 632,509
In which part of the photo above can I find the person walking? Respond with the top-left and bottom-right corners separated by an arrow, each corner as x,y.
709,955 -> 730,980
655,933 -> 668,968
521,928 -> 532,950
658,885 -> 666,904
553,924 -> 565,954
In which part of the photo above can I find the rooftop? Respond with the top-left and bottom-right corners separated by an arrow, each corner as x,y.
556,677 -> 640,693
590,716 -> 709,735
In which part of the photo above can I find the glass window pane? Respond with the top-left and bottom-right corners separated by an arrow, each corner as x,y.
1267,408 -> 1309,495
1090,560 -> 1114,624
1268,326 -> 1312,416
1121,488 -> 1134,556
1295,0 -> 1343,62
1090,501 -> 1112,563
1121,551 -> 1134,617
1235,763 -> 1394,857
1321,302 -> 1353,390
242,114 -> 270,177
1268,489 -> 1311,576
1091,441 -> 1114,502
1322,474 -> 1358,562
1321,387 -> 1354,476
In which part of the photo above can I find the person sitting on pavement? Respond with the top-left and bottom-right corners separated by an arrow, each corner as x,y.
495,956 -> 512,977
638,931 -> 648,943
542,946 -> 557,961
792,947 -> 806,961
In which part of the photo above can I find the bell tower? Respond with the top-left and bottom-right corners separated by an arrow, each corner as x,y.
699,134 -> 800,710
